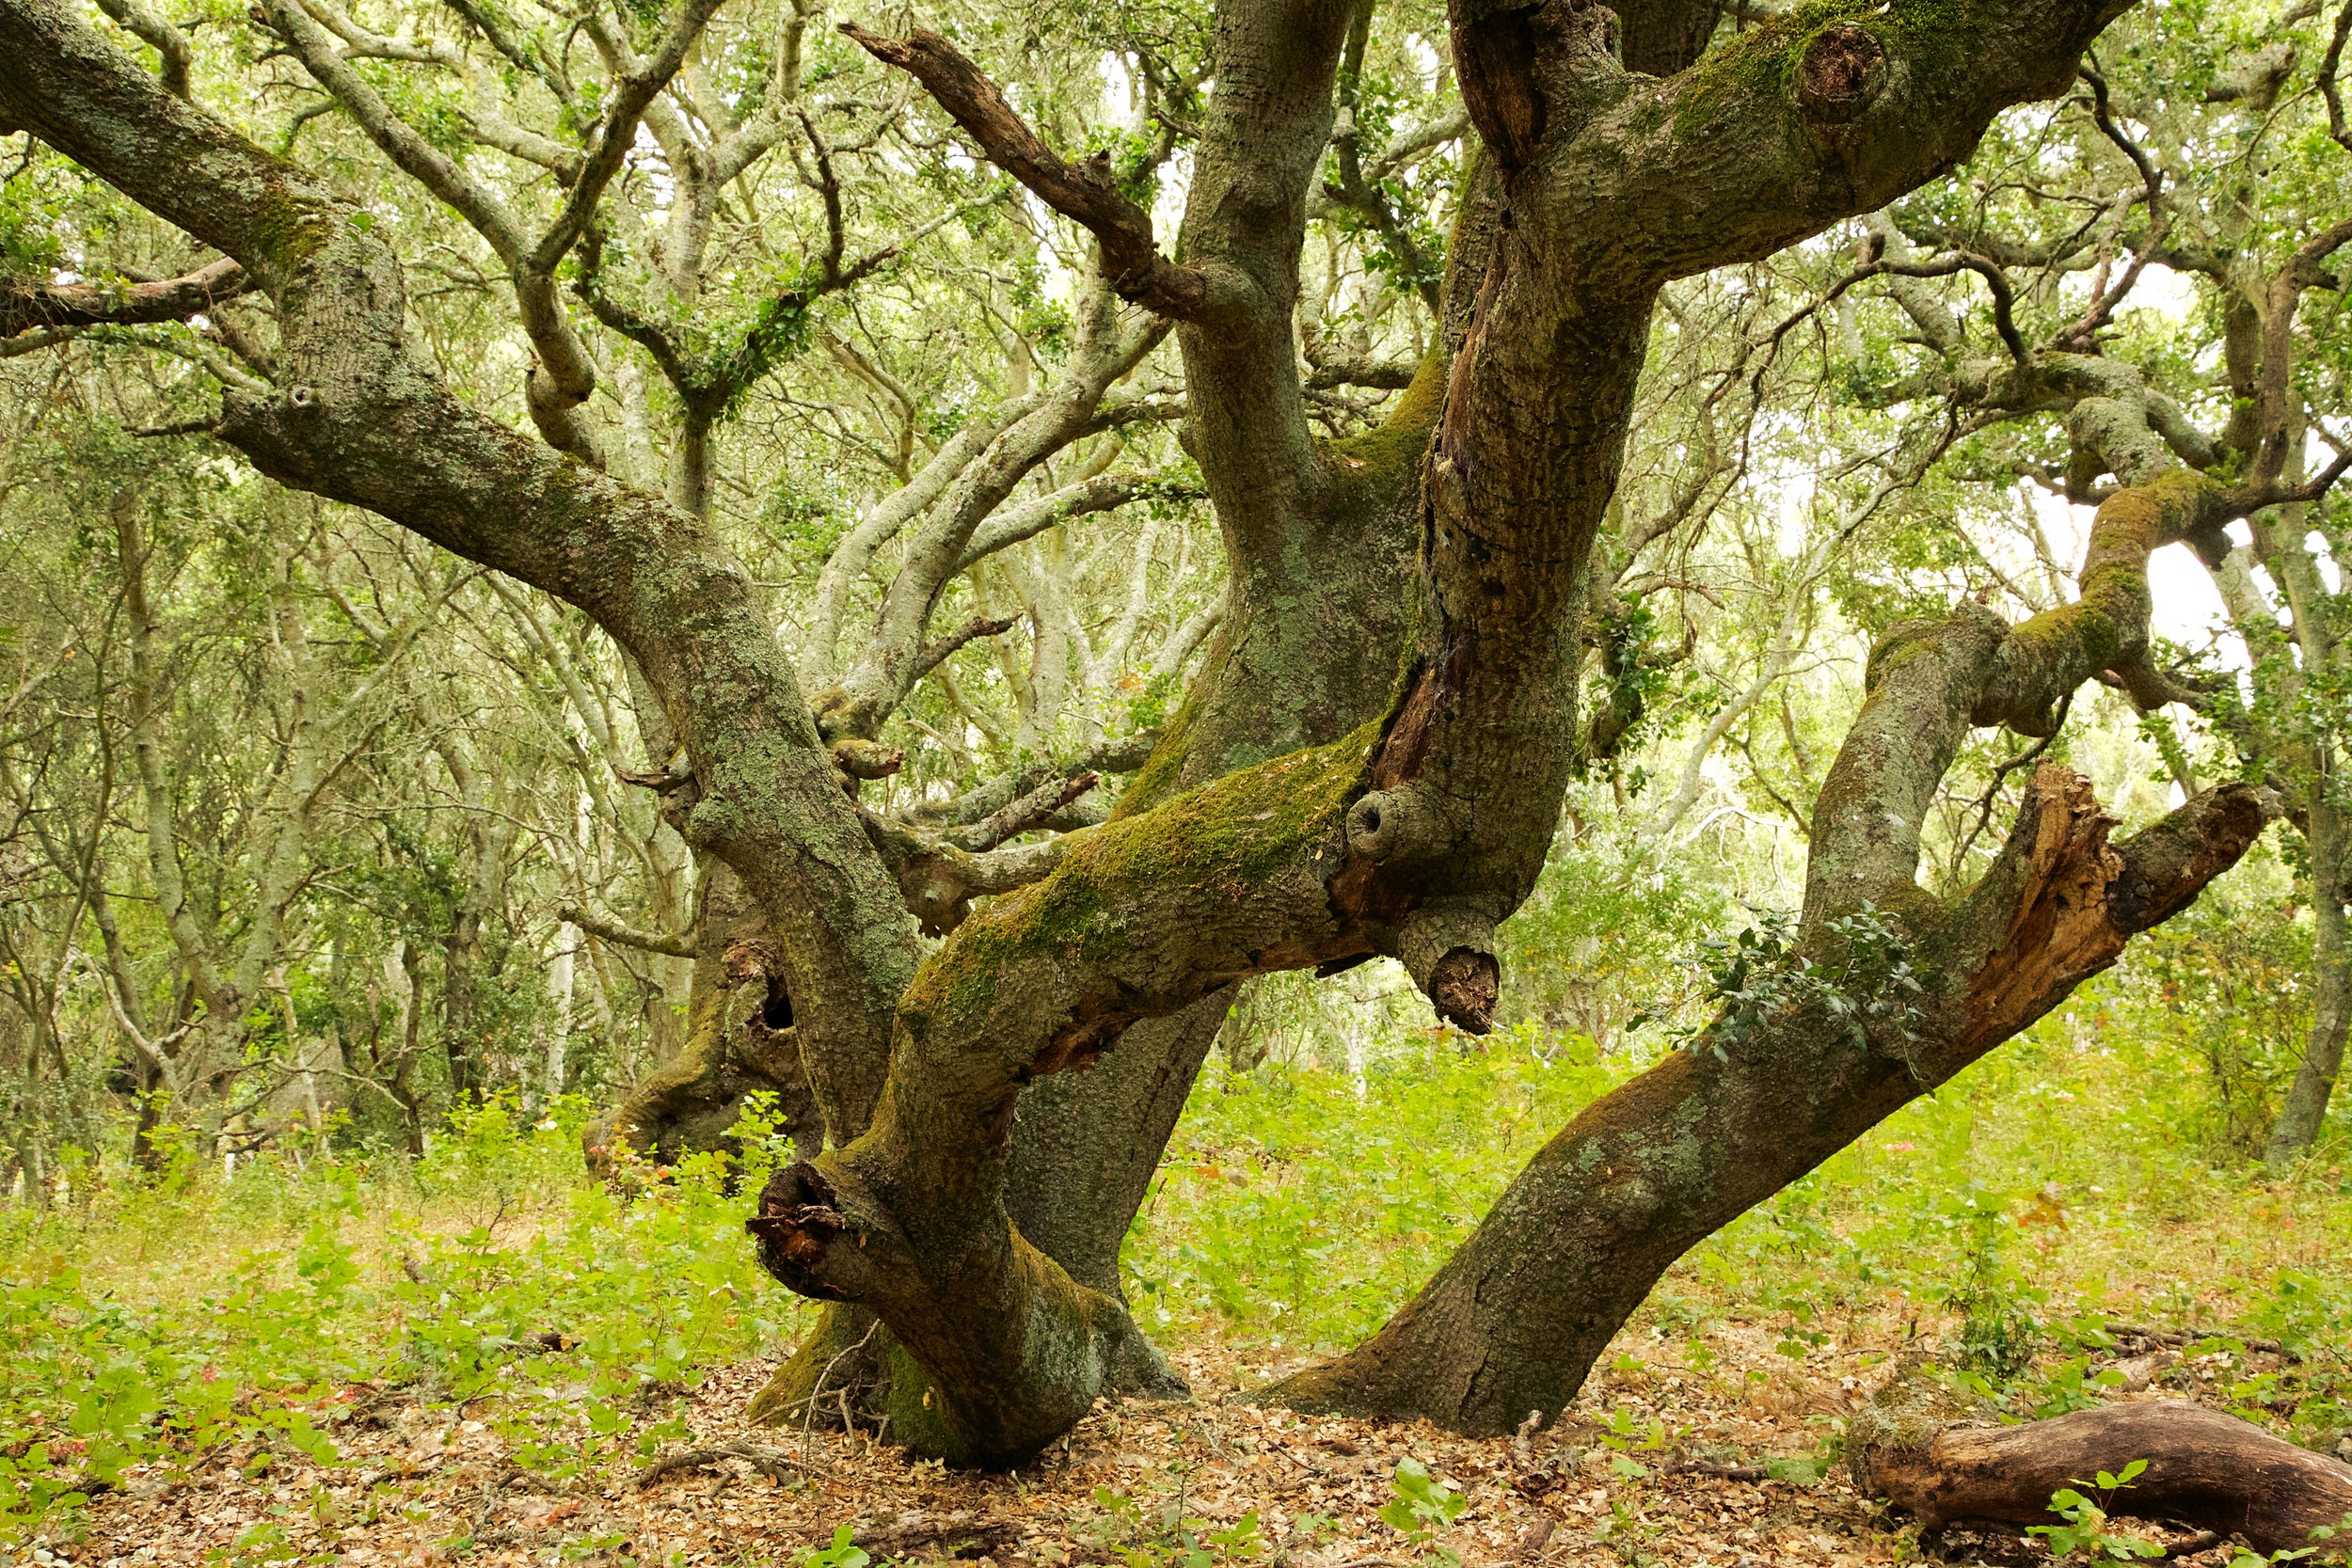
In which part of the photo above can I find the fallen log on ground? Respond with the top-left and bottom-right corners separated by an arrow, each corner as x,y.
1853,1394 -> 2352,1556
2103,1319 -> 2297,1360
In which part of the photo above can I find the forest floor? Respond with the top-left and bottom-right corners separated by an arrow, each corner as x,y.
17,1014 -> 2352,1568
49,1306 -> 2296,1568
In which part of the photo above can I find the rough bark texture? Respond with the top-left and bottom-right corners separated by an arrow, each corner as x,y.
1856,1397 -> 2352,1556
1004,991 -> 1231,1298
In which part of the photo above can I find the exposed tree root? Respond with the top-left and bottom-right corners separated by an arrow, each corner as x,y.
845,1510 -> 1024,1557
1854,1396 -> 2352,1557
635,1437 -> 802,1488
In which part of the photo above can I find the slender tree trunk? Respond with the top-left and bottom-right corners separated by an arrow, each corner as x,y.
389,940 -> 428,1155
128,1057 -> 167,1174
543,920 -> 578,1106
2270,793 -> 2351,1160
444,910 -> 482,1102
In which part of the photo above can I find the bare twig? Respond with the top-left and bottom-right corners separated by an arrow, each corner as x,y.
636,1436 -> 802,1488
560,906 -> 696,959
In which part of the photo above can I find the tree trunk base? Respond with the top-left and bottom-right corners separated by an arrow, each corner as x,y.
1854,1384 -> 2352,1557
744,1301 -> 1188,1460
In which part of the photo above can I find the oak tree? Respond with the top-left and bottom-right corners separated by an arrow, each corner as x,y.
2,0 -> 2332,1468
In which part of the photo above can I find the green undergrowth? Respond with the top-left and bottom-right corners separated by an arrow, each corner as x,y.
1125,1023 -> 1620,1349
1138,972 -> 2352,1449
6,952 -> 2352,1553
0,1096 -> 808,1547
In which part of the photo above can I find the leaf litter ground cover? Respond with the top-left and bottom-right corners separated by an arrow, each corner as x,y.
38,1313 -> 2321,1567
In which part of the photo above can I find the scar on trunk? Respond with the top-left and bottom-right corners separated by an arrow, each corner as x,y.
1965,764 -> 2125,1038
1428,947 -> 1500,1033
747,1163 -> 852,1299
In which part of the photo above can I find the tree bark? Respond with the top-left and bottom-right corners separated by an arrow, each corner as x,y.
748,0 -> 1739,1445
1003,992 -> 1229,1301
2271,792 -> 2352,1160
590,863 -> 823,1168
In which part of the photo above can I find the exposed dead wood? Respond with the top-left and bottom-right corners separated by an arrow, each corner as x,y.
636,1436 -> 802,1488
1855,1399 -> 2352,1556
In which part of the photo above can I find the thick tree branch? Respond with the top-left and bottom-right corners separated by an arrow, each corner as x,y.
1518,0 -> 2129,290
2324,0 -> 2352,152
718,0 -> 2168,1465
251,0 -> 606,459
840,23 -> 1210,317
1303,351 -> 1422,390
